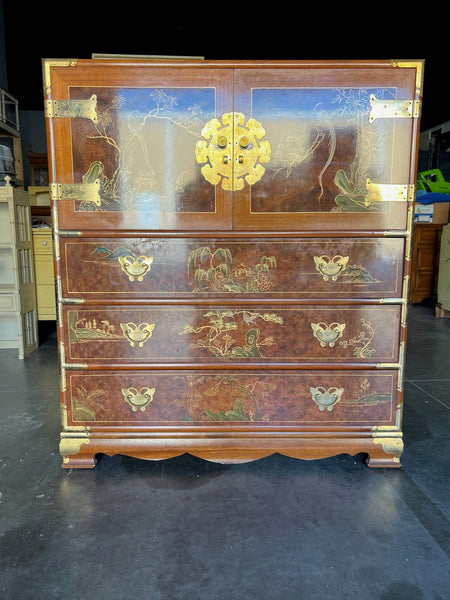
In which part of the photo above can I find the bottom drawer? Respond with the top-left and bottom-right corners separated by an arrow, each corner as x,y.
64,369 -> 399,427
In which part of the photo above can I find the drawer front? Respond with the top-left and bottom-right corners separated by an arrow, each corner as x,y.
63,305 -> 401,365
36,285 -> 56,311
59,237 -> 405,300
34,255 -> 55,284
64,369 -> 398,427
33,232 -> 53,254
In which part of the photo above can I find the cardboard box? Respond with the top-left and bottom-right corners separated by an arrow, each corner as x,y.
414,202 -> 449,223
432,202 -> 450,223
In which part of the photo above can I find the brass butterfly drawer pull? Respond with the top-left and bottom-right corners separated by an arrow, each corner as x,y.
120,322 -> 155,347
121,387 -> 155,412
310,386 -> 344,412
313,255 -> 349,281
311,322 -> 346,347
118,255 -> 154,282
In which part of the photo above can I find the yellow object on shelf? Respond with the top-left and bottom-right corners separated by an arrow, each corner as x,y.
32,228 -> 56,320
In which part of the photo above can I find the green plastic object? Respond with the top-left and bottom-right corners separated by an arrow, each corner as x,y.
416,169 -> 450,194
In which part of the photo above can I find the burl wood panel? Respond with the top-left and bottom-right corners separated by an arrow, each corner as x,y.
48,61 -> 417,232
47,59 -> 421,469
64,369 -> 398,427
62,305 -> 401,364
48,65 -> 234,231
58,237 -> 405,300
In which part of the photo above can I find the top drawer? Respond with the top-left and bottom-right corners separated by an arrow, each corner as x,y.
33,230 -> 53,254
58,237 -> 405,301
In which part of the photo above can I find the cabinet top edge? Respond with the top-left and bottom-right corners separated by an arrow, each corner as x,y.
42,58 -> 425,69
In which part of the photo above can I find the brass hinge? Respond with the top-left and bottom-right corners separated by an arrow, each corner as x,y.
369,94 -> 421,122
45,95 -> 98,122
49,181 -> 102,206
365,180 -> 413,207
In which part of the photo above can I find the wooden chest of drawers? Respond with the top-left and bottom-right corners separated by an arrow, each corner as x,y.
43,58 -> 423,468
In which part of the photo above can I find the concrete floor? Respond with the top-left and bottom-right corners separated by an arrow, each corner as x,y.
0,303 -> 449,600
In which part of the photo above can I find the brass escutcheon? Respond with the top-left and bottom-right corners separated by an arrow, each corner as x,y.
310,386 -> 344,411
217,135 -> 228,148
118,255 -> 154,281
120,322 -> 155,347
195,112 -> 271,191
121,387 -> 155,412
311,322 -> 346,347
313,255 -> 349,281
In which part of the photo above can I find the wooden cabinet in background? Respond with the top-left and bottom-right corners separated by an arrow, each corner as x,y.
32,228 -> 56,320
410,224 -> 443,303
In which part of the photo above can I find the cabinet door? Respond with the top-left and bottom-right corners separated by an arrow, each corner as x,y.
46,61 -> 233,230
232,63 -> 421,231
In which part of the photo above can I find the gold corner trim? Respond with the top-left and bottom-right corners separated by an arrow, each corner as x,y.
51,204 -> 59,232
401,302 -> 409,328
53,236 -> 60,261
60,365 -> 66,392
397,341 -> 406,391
372,425 -> 403,461
61,297 -> 85,305
63,425 -> 93,433
63,363 -> 89,370
61,404 -> 68,427
396,403 -> 403,429
376,362 -> 400,369
372,425 -> 401,435
405,233 -> 412,262
56,296 -> 63,328
42,59 -> 79,97
60,436 -> 91,460
376,342 -> 405,390
59,341 -> 65,365
402,274 -> 410,301
390,59 -> 425,97
379,298 -> 406,305
373,438 -> 403,462
60,230 -> 83,238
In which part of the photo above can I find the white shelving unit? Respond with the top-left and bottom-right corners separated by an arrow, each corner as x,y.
0,88 -> 24,187
0,177 -> 38,357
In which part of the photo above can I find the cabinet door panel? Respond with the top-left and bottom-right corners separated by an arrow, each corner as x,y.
64,369 -> 398,427
47,62 -> 233,230
59,237 -> 405,300
62,305 -> 401,365
233,65 -> 419,231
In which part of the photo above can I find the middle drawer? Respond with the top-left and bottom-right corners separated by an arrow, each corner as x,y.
61,305 -> 401,365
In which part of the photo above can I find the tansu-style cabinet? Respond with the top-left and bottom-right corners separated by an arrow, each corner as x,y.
43,58 -> 423,468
